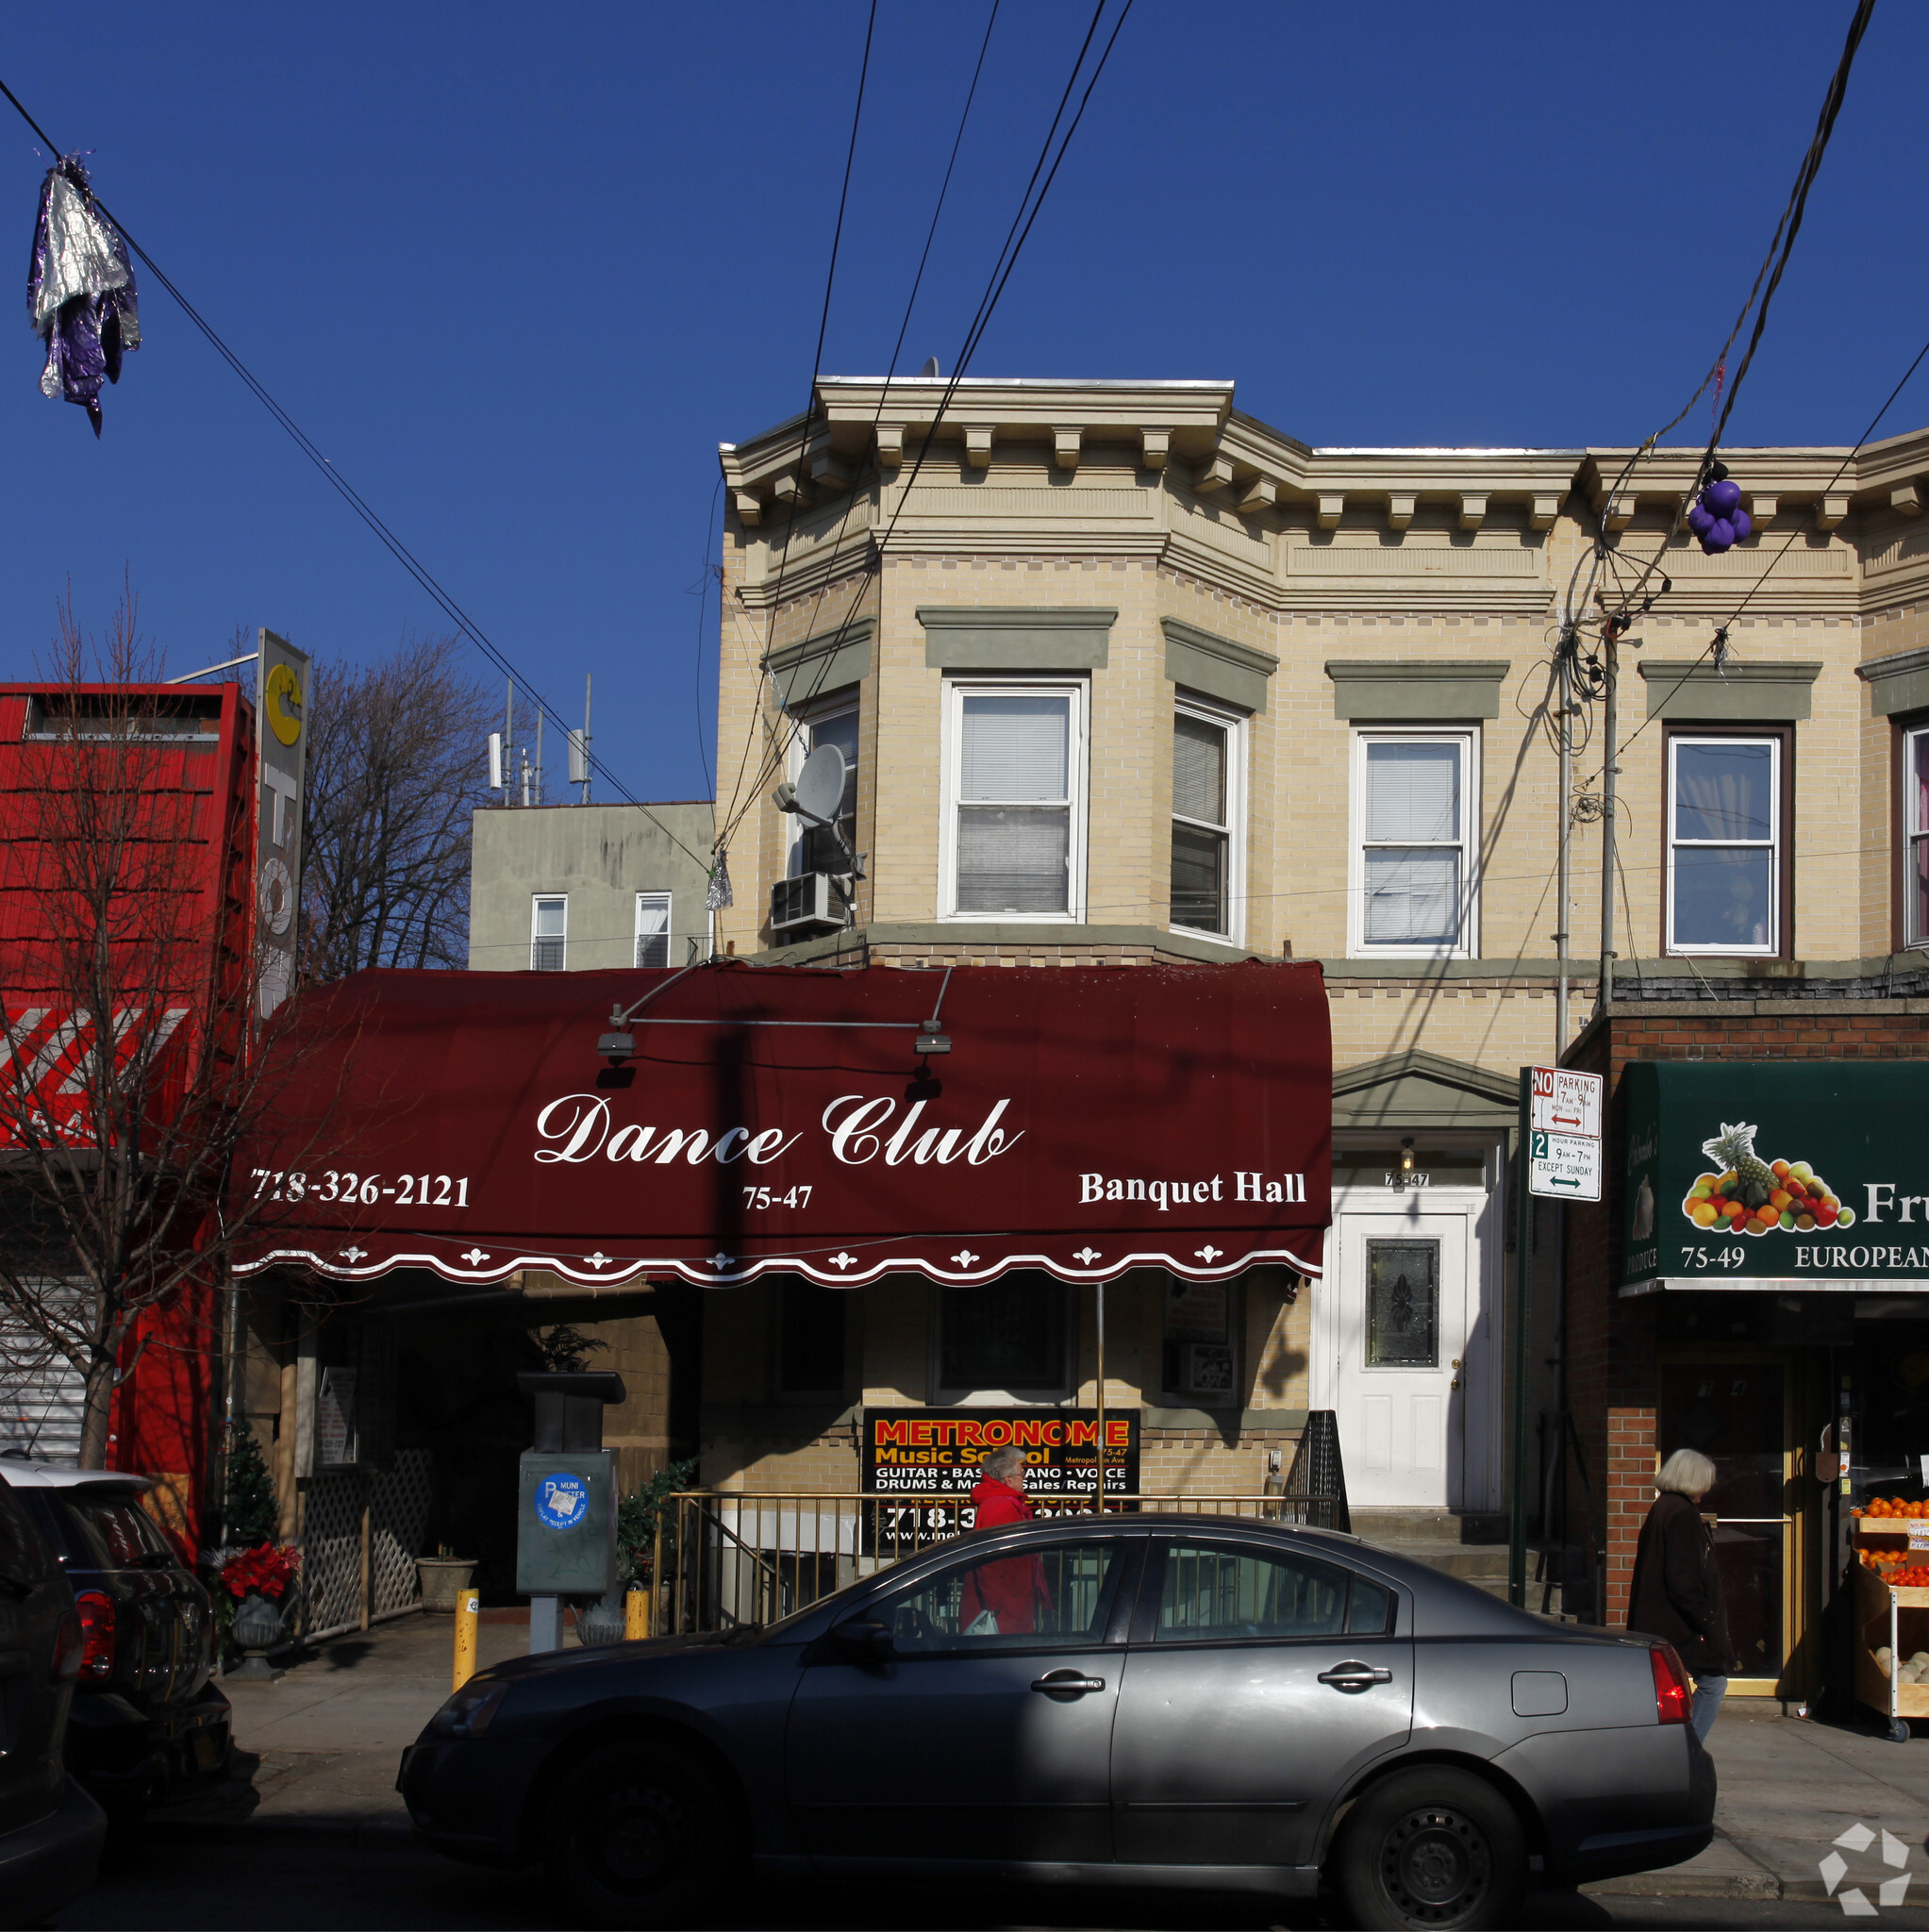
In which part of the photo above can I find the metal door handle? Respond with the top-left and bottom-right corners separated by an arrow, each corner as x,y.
1032,1670 -> 1106,1695
1318,1661 -> 1393,1692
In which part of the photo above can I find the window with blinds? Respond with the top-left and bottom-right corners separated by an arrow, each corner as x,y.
1351,731 -> 1476,955
635,891 -> 672,968
1667,734 -> 1780,955
530,894 -> 567,971
1908,725 -> 1929,948
1172,702 -> 1240,938
946,685 -> 1082,919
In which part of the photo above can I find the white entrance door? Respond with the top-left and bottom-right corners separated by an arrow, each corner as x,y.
1326,1198 -> 1494,1510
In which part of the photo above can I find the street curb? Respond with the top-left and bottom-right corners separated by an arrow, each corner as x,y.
1582,1873 -> 1784,1900
146,1813 -> 419,1850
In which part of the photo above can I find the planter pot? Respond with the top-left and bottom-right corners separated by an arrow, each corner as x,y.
227,1588 -> 285,1683
575,1590 -> 625,1648
418,1557 -> 476,1614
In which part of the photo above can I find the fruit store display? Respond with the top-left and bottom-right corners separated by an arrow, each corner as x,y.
1856,1498 -> 1929,1521
1681,1122 -> 1855,1236
1874,1646 -> 1929,1681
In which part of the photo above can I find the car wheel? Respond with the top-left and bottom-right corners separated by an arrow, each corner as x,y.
1336,1767 -> 1527,1931
540,1739 -> 738,1928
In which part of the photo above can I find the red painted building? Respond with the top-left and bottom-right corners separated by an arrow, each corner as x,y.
0,679 -> 258,1549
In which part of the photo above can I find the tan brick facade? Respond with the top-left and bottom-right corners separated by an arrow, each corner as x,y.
703,376 -> 1929,1529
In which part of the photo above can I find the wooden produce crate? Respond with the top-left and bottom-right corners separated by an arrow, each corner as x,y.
1853,1559 -> 1929,1736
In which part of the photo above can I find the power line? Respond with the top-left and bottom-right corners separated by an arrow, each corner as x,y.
712,0 -> 1006,840
1569,0 -> 1877,625
720,0 -> 1134,846
721,0 -> 881,830
0,78 -> 716,874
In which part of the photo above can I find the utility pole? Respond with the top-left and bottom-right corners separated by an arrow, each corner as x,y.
1555,629 -> 1572,1056
1598,622 -> 1620,1013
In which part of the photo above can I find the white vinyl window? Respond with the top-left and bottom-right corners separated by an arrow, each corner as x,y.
634,891 -> 672,968
1667,735 -> 1780,955
1350,730 -> 1478,957
1170,700 -> 1246,942
788,702 -> 859,878
1906,724 -> 1929,948
530,895 -> 567,971
940,682 -> 1085,921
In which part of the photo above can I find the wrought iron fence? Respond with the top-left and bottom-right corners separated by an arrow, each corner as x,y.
651,1489 -> 1351,1636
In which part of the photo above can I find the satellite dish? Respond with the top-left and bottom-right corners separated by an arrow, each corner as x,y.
794,743 -> 847,825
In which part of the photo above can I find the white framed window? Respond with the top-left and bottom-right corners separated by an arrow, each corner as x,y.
635,891 -> 672,968
939,681 -> 1086,922
787,702 -> 859,878
1170,698 -> 1245,942
1349,729 -> 1479,958
1667,734 -> 1781,956
1904,724 -> 1929,948
530,895 -> 567,971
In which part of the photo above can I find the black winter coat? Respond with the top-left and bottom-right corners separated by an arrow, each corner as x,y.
1626,1490 -> 1738,1676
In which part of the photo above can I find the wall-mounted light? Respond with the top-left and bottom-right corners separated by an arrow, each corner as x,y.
1399,1138 -> 1416,1176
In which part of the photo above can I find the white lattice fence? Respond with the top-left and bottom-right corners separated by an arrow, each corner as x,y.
303,1471 -> 364,1638
369,1450 -> 432,1618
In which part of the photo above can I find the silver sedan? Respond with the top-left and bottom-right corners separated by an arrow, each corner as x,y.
399,1513 -> 1714,1930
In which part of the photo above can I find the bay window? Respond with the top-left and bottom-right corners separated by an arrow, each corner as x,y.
1171,700 -> 1244,941
942,683 -> 1084,920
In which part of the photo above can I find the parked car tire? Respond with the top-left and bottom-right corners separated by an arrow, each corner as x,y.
1335,1766 -> 1527,1931
539,1739 -> 735,1928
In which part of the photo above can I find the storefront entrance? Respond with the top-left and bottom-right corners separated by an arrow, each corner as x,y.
1317,1142 -> 1501,1511
1655,1354 -> 1793,1695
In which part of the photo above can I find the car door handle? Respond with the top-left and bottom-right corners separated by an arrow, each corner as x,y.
1318,1661 -> 1393,1692
1032,1670 -> 1106,1695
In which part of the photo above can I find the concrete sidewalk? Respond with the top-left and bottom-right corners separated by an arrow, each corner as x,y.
150,1623 -> 1929,1901
151,1610 -> 555,1846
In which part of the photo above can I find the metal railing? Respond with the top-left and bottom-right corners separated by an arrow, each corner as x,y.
649,1491 -> 1352,1636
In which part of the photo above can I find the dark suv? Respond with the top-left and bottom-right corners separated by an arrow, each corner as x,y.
3,1463 -> 231,1824
0,1465 -> 103,1924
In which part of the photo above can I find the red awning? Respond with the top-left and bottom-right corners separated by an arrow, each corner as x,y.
233,959 -> 1330,1290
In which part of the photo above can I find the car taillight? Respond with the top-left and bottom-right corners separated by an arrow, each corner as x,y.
51,1610 -> 83,1683
1651,1643 -> 1691,1725
74,1590 -> 116,1681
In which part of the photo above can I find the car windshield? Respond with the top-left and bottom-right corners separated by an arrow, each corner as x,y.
755,1549 -> 913,1640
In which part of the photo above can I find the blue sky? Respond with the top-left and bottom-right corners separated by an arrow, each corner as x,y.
0,2 -> 1917,806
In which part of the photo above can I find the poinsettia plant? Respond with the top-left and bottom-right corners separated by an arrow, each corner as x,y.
220,1542 -> 301,1601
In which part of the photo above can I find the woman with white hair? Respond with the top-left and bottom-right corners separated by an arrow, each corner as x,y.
1626,1447 -> 1738,1742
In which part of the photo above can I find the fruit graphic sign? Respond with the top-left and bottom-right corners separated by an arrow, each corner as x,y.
1622,1062 -> 1929,1290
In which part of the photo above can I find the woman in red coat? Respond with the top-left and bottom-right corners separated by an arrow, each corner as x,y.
959,1446 -> 1052,1635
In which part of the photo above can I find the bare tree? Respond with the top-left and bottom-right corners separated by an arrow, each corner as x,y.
0,592 -> 341,1471
300,637 -> 498,982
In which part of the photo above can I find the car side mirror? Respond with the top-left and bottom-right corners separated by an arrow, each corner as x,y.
833,1618 -> 894,1662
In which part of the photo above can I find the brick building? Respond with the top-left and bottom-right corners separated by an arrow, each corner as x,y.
696,375 -> 1929,1656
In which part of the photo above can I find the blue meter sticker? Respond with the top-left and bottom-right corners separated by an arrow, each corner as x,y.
535,1473 -> 590,1530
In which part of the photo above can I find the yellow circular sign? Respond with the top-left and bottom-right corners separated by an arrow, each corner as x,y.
264,662 -> 304,746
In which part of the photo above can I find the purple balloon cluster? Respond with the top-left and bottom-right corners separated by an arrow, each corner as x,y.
1688,477 -> 1751,555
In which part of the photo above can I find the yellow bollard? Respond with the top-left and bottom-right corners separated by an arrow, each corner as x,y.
452,1590 -> 479,1691
624,1588 -> 649,1641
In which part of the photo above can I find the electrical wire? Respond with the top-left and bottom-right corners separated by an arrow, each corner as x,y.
1566,0 -> 1877,626
1581,318 -> 1929,789
711,0 -> 1003,836
0,78 -> 715,873
719,0 -> 1134,847
720,0 -> 880,833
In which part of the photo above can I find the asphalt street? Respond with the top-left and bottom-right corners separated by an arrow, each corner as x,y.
51,1833 -> 1929,1932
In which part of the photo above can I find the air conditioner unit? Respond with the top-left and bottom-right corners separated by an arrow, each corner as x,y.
770,872 -> 844,935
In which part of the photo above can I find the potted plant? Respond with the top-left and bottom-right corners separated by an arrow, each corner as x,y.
220,1542 -> 301,1682
418,1543 -> 476,1613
